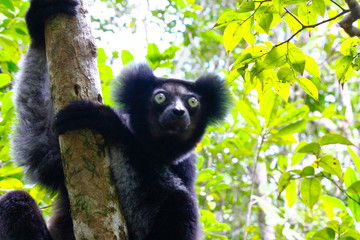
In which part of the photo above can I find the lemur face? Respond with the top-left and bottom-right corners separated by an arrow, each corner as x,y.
148,82 -> 201,139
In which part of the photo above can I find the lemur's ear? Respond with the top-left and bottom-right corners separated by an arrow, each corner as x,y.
113,63 -> 156,113
195,74 -> 231,124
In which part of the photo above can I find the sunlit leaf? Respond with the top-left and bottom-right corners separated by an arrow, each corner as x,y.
0,178 -> 23,189
348,147 -> 360,175
238,0 -> 255,13
300,178 -> 321,210
259,89 -> 280,127
340,37 -> 358,56
284,14 -> 302,38
312,0 -> 325,17
272,76 -> 290,102
213,10 -> 249,28
335,55 -> 353,83
288,47 -> 306,75
301,166 -> 314,177
298,4 -> 317,27
1,0 -> 15,11
277,66 -> 295,84
223,23 -> 242,54
286,180 -> 297,208
278,120 -> 306,136
344,167 -> 357,188
241,17 -> 255,46
322,195 -> 347,219
238,99 -> 262,133
258,13 -> 273,33
297,142 -> 320,155
30,185 -> 46,205
278,171 -> 292,196
296,77 -> 319,101
0,73 -> 11,87
305,55 -> 320,80
121,50 -> 134,65
347,182 -> 360,221
317,155 -> 343,181
263,48 -> 287,70
319,134 -> 354,146
311,227 -> 335,240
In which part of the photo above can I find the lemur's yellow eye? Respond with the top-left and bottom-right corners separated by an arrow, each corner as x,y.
188,97 -> 199,108
154,93 -> 166,104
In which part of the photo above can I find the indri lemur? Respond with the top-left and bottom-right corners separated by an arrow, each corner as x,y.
0,0 -> 230,239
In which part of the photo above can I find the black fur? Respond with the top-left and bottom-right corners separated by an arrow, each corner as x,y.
0,190 -> 52,240
0,0 -> 231,239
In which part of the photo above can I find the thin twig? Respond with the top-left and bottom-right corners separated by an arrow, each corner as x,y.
243,129 -> 266,240
274,9 -> 349,48
331,0 -> 346,11
284,7 -> 304,26
320,172 -> 360,205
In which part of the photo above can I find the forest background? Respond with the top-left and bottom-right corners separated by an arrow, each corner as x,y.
0,0 -> 360,239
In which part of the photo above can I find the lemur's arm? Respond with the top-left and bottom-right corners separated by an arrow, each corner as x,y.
11,0 -> 79,190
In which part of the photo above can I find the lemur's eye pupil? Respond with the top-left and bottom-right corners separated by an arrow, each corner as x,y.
154,93 -> 166,104
188,97 -> 199,107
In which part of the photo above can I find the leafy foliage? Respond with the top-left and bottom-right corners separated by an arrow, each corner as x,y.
1,0 -> 360,239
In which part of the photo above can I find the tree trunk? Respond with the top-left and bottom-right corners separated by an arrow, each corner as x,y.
44,0 -> 128,239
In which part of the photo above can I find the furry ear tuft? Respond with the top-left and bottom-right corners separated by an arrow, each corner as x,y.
113,63 -> 156,112
195,75 -> 231,124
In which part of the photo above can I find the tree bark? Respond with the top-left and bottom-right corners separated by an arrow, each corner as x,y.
44,0 -> 128,239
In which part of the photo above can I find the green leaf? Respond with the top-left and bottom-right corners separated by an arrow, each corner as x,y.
297,142 -> 320,155
277,66 -> 295,84
291,141 -> 307,166
1,0 -> 15,11
319,134 -> 354,146
347,182 -> 360,221
263,48 -> 287,70
288,47 -> 306,75
278,171 -> 292,196
311,227 -> 335,240
258,13 -> 273,33
344,167 -> 357,188
296,77 -> 319,101
213,10 -> 249,28
0,178 -> 23,189
30,185 -> 46,205
346,181 -> 360,199
342,229 -> 360,240
241,17 -> 255,46
322,195 -> 346,219
238,0 -> 255,13
335,55 -> 353,83
121,50 -> 134,65
286,180 -> 297,208
0,73 -> 11,87
284,14 -> 302,37
300,178 -> 321,210
283,0 -> 307,4
238,99 -> 262,133
298,4 -> 317,27
273,76 -> 290,102
340,37 -> 358,57
312,0 -> 326,17
259,89 -> 280,127
305,55 -> 320,80
278,120 -> 306,136
223,23 -> 242,55
0,162 -> 21,177
97,48 -> 107,64
318,155 -> 343,181
348,147 -> 360,175
327,220 -> 340,234
301,166 -> 315,177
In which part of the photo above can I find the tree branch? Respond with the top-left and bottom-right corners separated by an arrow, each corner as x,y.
274,9 -> 349,48
45,0 -> 128,238
338,0 -> 360,36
